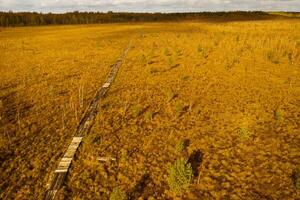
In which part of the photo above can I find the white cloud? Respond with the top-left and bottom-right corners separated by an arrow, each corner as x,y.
0,0 -> 299,12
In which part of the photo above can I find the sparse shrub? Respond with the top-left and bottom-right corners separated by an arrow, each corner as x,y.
110,187 -> 127,200
131,105 -> 143,117
140,54 -> 147,65
274,109 -> 283,121
164,48 -> 170,56
292,169 -> 300,189
166,90 -> 177,102
197,45 -> 204,53
176,140 -> 187,153
149,67 -> 159,74
238,127 -> 252,140
168,57 -> 174,67
174,101 -> 188,117
267,50 -> 279,64
145,110 -> 154,121
180,75 -> 189,80
168,158 -> 193,194
197,45 -> 209,58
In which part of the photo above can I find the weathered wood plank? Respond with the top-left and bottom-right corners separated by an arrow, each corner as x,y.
72,137 -> 83,143
102,82 -> 111,88
54,169 -> 68,173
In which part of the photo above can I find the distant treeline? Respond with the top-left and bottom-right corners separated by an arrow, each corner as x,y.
0,11 -> 283,27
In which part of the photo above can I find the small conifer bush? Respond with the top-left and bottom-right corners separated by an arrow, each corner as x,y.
167,158 -> 193,194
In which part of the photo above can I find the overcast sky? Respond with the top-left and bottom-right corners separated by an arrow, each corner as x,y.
0,0 -> 299,13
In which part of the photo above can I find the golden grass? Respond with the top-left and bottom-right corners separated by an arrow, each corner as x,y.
1,20 -> 300,199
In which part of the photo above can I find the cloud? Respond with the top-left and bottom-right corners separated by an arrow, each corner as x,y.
0,0 -> 299,12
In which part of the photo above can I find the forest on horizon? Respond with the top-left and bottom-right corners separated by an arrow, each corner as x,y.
1,11 -> 299,27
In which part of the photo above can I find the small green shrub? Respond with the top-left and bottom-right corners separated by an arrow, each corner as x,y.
175,140 -> 187,153
110,187 -> 127,200
166,90 -> 177,102
168,57 -> 174,67
197,45 -> 209,58
164,48 -> 170,56
274,109 -> 283,121
131,105 -> 143,117
238,127 -> 252,140
167,158 -> 193,194
145,110 -> 154,121
197,45 -> 204,53
174,101 -> 188,117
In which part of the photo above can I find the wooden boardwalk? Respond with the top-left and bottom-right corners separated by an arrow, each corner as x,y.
45,42 -> 131,200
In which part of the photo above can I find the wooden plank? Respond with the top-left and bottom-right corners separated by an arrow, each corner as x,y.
54,169 -> 68,173
57,164 -> 71,169
61,157 -> 72,162
68,145 -> 79,149
102,82 -> 111,88
64,151 -> 76,158
58,160 -> 71,166
72,137 -> 83,143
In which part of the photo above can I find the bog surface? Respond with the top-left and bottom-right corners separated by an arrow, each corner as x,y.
0,20 -> 300,199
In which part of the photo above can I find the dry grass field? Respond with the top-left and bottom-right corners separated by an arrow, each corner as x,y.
1,19 -> 300,199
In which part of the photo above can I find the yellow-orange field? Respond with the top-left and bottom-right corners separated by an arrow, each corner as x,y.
1,19 -> 300,199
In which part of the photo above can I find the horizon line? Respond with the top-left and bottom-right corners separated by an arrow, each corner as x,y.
1,10 -> 299,14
